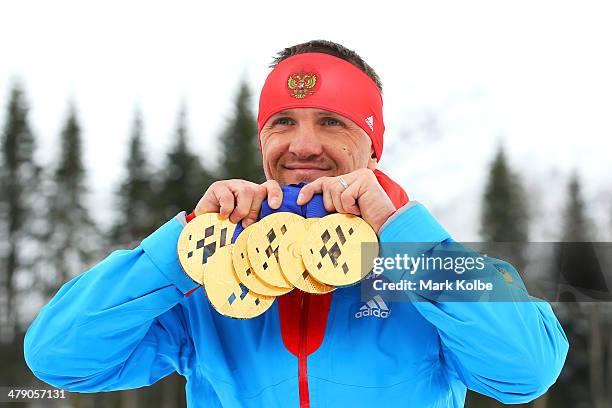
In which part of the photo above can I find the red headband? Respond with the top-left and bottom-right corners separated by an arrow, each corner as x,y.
257,52 -> 384,159
257,52 -> 408,209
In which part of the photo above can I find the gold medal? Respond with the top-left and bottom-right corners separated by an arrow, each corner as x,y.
301,214 -> 379,287
305,218 -> 321,228
247,212 -> 305,288
232,223 -> 293,296
278,219 -> 335,294
202,245 -> 275,319
177,213 -> 237,285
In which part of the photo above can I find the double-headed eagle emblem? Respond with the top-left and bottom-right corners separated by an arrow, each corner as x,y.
287,71 -> 317,99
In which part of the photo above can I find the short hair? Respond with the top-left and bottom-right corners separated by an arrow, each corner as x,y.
270,40 -> 383,93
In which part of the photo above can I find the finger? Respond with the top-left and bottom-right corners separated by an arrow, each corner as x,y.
243,185 -> 267,227
297,178 -> 325,205
340,182 -> 361,216
330,179 -> 347,214
229,184 -> 255,224
194,194 -> 219,216
322,182 -> 336,212
262,179 -> 283,209
194,182 -> 221,215
214,185 -> 235,219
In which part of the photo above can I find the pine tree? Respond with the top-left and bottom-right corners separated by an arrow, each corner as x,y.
480,146 -> 530,271
112,109 -> 156,246
554,173 -> 610,408
44,104 -> 100,293
218,81 -> 264,182
561,173 -> 592,242
555,173 -> 607,299
0,83 -> 41,341
115,111 -> 164,408
556,173 -> 604,296
481,146 -> 529,242
154,106 -> 214,223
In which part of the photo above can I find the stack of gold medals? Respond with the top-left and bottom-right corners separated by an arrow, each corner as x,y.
177,211 -> 379,319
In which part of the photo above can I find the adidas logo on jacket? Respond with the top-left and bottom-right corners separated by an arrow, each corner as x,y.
355,295 -> 390,319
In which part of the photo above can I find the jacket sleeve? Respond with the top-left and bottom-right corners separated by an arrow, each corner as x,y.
378,202 -> 569,404
23,214 -> 200,392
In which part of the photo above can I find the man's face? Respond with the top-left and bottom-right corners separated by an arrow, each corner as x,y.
259,108 -> 377,184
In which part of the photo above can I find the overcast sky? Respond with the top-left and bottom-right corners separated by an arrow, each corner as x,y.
1,1 -> 611,241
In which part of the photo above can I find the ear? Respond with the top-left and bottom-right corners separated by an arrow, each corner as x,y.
367,147 -> 378,170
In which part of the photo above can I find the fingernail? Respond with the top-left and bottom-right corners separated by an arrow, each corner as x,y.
297,193 -> 304,204
270,197 -> 279,207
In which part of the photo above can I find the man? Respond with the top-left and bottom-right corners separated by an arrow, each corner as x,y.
24,40 -> 568,407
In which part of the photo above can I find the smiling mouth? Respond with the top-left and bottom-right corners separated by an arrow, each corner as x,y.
280,165 -> 334,183
284,166 -> 330,171
283,164 -> 332,171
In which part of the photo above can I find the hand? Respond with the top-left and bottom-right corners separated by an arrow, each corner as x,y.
194,179 -> 283,227
296,169 -> 396,234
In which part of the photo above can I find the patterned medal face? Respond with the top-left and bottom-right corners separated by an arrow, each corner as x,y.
232,223 -> 293,297
177,213 -> 237,285
247,212 -> 306,288
301,214 -> 379,287
202,245 -> 275,319
278,219 -> 335,294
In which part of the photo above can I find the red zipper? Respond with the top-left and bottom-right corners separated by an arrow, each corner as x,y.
278,290 -> 332,407
298,292 -> 310,407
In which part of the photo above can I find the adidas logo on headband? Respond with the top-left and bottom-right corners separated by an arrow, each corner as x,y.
365,116 -> 374,131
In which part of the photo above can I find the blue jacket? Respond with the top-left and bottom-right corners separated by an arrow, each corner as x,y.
24,201 -> 568,407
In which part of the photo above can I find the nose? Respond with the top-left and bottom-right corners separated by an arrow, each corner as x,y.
288,122 -> 323,159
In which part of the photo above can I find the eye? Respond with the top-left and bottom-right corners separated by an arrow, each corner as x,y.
273,117 -> 295,126
321,117 -> 344,127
